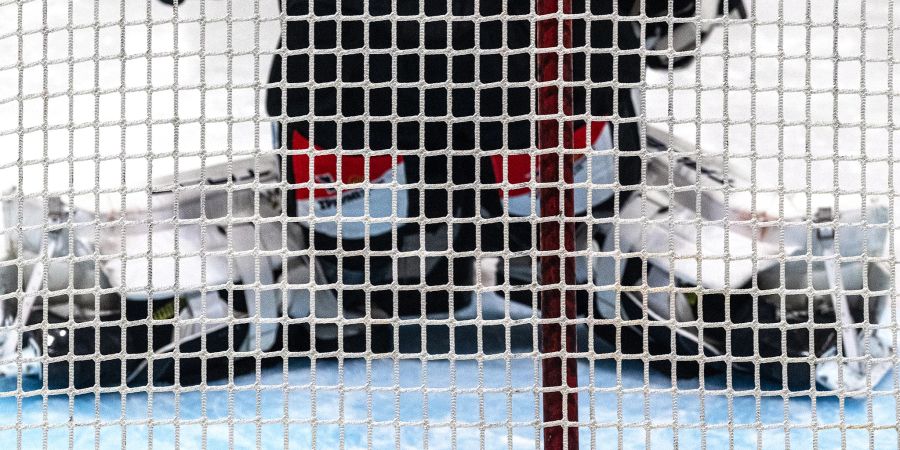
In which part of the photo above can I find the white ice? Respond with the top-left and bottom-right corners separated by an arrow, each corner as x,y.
0,0 -> 279,211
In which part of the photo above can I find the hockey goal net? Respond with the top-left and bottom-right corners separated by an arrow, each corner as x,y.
0,0 -> 897,448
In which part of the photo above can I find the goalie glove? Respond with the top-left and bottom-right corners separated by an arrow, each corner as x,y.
636,0 -> 748,69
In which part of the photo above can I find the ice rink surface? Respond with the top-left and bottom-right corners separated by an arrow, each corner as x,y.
0,299 -> 898,449
1,0 -> 900,448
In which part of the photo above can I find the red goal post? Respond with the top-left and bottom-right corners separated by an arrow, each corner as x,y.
536,0 -> 579,448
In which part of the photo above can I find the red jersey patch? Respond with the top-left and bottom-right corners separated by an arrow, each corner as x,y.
490,122 -> 607,195
290,130 -> 402,200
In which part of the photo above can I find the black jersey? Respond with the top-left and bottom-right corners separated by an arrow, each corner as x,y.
266,0 -> 647,241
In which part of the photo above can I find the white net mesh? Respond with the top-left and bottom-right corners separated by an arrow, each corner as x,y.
0,0 -> 897,448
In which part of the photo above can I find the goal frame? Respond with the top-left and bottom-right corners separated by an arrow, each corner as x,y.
536,0 -> 579,448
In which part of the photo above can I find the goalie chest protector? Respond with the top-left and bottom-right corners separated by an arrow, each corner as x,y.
267,0 -> 641,243
268,0 -> 532,246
